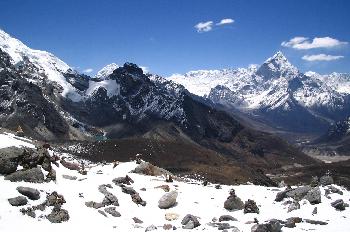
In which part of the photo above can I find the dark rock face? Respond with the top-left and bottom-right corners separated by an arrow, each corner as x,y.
16,186 -> 40,200
8,196 -> 28,206
5,167 -> 44,183
0,146 -> 23,174
224,189 -> 244,211
63,70 -> 89,91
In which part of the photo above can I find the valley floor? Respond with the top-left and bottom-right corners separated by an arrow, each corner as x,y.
0,132 -> 350,232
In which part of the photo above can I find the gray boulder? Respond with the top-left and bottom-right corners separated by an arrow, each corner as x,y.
8,196 -> 28,206
331,199 -> 348,211
286,186 -> 311,200
17,186 -> 40,200
181,214 -> 200,229
131,162 -> 173,177
47,207 -> 70,223
251,219 -> 282,232
304,187 -> 321,204
5,167 -> 44,183
320,175 -> 334,186
158,191 -> 178,209
0,147 -> 23,174
98,184 -> 119,206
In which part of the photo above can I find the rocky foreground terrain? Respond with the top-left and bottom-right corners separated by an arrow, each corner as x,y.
1,131 -> 349,232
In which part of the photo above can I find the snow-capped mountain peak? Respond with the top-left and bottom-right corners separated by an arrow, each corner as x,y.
257,51 -> 299,80
94,63 -> 119,80
0,28 -> 83,102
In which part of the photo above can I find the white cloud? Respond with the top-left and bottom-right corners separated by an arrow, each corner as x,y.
282,36 -> 348,50
216,18 -> 234,26
83,68 -> 94,73
194,21 -> 214,33
302,54 -> 344,61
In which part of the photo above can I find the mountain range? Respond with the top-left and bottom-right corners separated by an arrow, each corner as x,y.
169,52 -> 350,138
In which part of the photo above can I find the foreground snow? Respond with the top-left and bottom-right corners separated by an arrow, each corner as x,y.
0,133 -> 349,232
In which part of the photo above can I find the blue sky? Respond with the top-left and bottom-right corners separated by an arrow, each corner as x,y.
0,0 -> 349,76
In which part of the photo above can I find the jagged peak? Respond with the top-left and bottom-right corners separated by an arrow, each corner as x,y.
95,63 -> 119,80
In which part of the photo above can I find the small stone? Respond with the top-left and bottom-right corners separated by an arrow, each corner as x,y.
163,224 -> 173,230
219,215 -> 237,222
104,207 -> 121,217
155,185 -> 170,192
8,196 -> 28,206
62,174 -> 77,180
98,210 -> 108,217
85,201 -> 104,209
145,225 -> 157,231
287,201 -> 300,213
304,219 -> 328,225
133,217 -> 143,224
165,212 -> 179,221
312,207 -> 317,215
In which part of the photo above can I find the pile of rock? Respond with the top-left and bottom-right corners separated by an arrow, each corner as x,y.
224,189 -> 244,211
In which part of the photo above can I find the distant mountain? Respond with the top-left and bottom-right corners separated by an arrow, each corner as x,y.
169,51 -> 350,135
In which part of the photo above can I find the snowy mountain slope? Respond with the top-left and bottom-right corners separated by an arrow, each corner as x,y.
95,63 -> 119,80
1,131 -> 350,232
0,29 -> 83,101
169,52 -> 350,134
